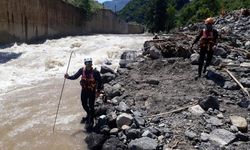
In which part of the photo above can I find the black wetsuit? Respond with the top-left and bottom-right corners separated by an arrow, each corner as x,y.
67,68 -> 103,119
193,29 -> 219,77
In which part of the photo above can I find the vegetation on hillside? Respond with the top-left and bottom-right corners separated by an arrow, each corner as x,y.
63,0 -> 102,18
118,0 -> 250,33
103,0 -> 131,12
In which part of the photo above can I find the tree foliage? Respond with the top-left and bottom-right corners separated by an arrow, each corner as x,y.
118,0 -> 249,33
65,0 -> 102,18
118,0 -> 151,24
146,0 -> 168,33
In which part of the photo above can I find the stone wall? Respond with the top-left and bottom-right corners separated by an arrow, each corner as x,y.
0,0 -> 144,44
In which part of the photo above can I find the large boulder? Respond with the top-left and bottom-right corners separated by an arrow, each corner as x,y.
199,96 -> 220,111
206,70 -> 226,87
188,105 -> 205,116
230,116 -> 248,132
128,137 -> 158,150
148,46 -> 162,59
100,66 -> 115,74
102,73 -> 116,84
116,101 -> 130,112
125,129 -> 141,140
205,116 -> 223,126
143,39 -> 192,59
160,41 -> 192,58
116,113 -> 133,129
85,133 -> 107,150
209,129 -> 236,146
120,51 -> 138,60
214,46 -> 228,58
102,137 -> 127,150
119,51 -> 138,68
104,84 -> 122,99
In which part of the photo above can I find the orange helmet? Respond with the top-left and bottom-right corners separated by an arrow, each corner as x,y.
205,17 -> 214,24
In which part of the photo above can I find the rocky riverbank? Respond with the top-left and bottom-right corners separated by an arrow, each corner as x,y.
84,9 -> 250,150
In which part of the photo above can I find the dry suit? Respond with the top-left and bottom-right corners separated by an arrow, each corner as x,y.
193,28 -> 218,77
67,67 -> 103,124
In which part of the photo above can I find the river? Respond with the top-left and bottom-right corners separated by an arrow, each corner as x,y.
0,34 -> 152,150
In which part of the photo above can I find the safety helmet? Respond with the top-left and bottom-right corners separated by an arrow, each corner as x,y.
84,58 -> 92,64
205,17 -> 214,25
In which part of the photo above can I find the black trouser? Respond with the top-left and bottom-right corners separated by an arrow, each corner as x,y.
198,47 -> 214,77
81,89 -> 96,118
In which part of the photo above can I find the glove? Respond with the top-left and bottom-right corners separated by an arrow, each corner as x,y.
64,73 -> 69,79
96,90 -> 101,98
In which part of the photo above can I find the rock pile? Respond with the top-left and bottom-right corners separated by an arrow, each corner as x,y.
84,9 -> 250,150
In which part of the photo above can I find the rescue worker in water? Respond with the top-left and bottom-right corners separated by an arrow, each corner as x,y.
191,17 -> 219,79
64,58 -> 103,127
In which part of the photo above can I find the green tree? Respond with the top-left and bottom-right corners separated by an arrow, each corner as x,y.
222,0 -> 250,11
146,0 -> 168,33
178,0 -> 221,26
166,4 -> 176,32
71,0 -> 101,19
118,0 -> 151,24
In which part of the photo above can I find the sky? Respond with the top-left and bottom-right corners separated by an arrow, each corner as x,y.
97,0 -> 111,3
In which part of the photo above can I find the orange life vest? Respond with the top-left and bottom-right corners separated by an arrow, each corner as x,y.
200,29 -> 215,49
81,68 -> 96,92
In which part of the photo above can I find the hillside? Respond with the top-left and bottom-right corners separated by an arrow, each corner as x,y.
63,0 -> 102,12
103,0 -> 131,12
118,0 -> 150,24
118,0 -> 250,33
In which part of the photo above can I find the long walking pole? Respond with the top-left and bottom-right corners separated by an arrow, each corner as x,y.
53,51 -> 74,133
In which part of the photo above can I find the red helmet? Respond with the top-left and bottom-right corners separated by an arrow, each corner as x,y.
205,17 -> 214,25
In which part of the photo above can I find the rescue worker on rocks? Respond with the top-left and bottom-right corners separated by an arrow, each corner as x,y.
191,17 -> 219,79
64,58 -> 103,127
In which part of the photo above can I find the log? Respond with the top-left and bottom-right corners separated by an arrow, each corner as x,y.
224,68 -> 250,97
148,104 -> 196,118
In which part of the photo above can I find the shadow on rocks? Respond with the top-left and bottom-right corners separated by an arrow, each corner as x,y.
206,70 -> 226,87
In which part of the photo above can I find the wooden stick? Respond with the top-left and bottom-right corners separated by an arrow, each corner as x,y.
224,68 -> 250,97
224,45 -> 248,53
148,104 -> 196,118
53,51 -> 74,133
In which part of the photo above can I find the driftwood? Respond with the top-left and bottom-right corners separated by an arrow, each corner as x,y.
148,104 -> 196,118
224,45 -> 249,53
224,68 -> 250,97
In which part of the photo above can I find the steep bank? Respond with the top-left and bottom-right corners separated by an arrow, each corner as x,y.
0,0 -> 144,45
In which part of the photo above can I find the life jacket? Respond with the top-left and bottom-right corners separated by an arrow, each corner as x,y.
81,68 -> 96,92
200,29 -> 215,49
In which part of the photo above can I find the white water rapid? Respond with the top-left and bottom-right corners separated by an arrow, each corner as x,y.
0,34 -> 152,150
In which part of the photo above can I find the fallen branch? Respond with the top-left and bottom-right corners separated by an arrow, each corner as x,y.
148,104 -> 196,118
171,140 -> 180,149
224,45 -> 248,53
224,68 -> 250,97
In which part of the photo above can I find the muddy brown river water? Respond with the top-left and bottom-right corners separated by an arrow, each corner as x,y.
0,79 -> 88,150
